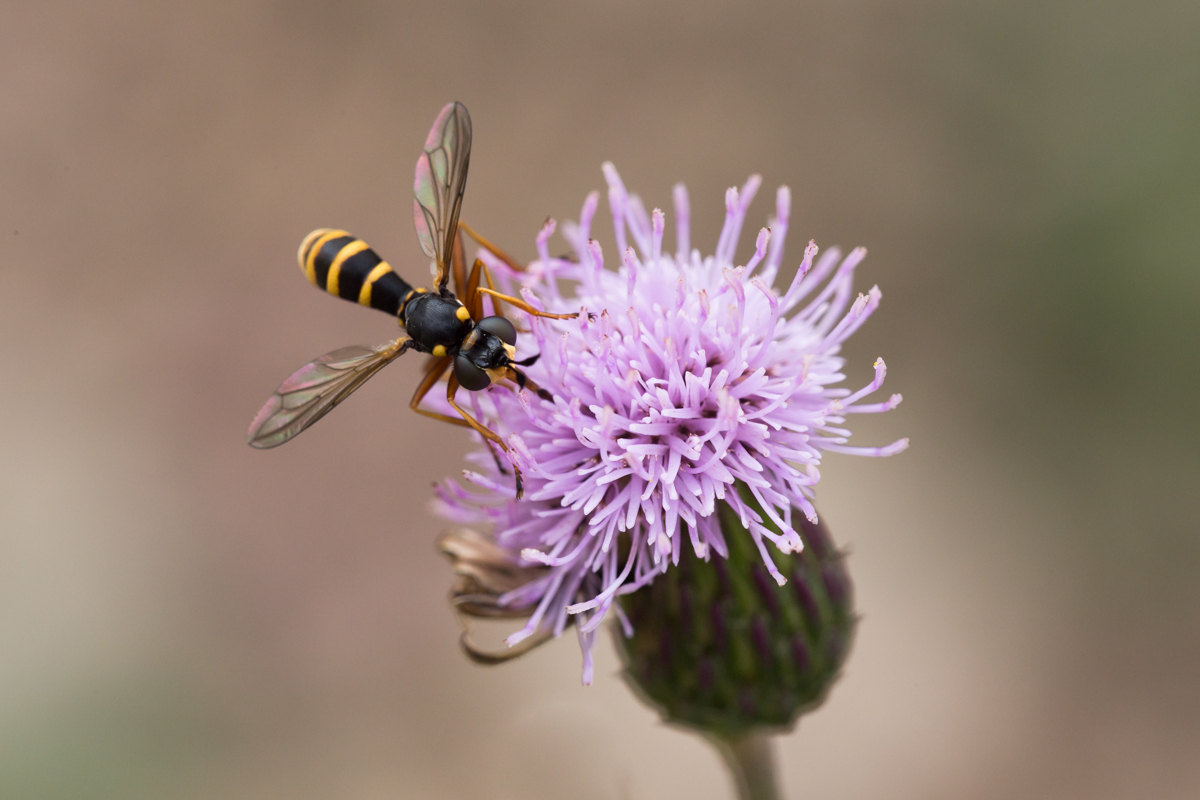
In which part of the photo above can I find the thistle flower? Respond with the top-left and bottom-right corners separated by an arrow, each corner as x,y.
433,164 -> 906,684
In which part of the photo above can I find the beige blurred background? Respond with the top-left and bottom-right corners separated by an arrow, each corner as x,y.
2,1 -> 1198,798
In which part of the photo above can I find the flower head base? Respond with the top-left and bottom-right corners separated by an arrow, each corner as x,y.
617,494 -> 856,737
433,165 -> 906,682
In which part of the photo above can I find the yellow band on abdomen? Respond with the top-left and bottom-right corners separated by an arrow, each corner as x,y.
326,239 -> 370,297
299,229 -> 350,285
358,262 -> 394,306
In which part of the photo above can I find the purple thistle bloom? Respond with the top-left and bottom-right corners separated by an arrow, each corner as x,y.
432,164 -> 906,684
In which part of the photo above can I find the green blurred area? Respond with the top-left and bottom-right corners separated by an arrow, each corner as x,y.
932,3 -> 1200,622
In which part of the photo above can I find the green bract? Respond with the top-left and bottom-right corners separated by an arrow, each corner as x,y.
616,488 -> 855,737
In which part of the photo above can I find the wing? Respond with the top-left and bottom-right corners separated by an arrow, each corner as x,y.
465,257 -> 485,322
451,228 -> 467,302
247,338 -> 409,449
413,101 -> 472,293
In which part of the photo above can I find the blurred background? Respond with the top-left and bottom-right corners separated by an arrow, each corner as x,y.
2,1 -> 1197,798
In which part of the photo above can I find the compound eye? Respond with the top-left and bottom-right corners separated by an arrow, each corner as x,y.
454,354 -> 491,391
476,315 -> 517,346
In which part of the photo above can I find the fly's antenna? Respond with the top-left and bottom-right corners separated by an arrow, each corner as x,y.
514,353 -> 541,367
511,368 -> 553,403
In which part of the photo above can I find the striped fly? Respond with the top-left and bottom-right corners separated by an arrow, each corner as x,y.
247,102 -> 577,496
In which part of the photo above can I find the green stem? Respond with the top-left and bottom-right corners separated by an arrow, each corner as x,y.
711,732 -> 781,800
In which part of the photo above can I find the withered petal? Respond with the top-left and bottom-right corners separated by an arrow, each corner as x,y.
459,627 -> 556,665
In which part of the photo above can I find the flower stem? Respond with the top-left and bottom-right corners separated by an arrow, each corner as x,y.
711,732 -> 781,800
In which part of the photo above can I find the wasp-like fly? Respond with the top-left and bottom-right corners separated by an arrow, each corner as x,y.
247,102 -> 577,495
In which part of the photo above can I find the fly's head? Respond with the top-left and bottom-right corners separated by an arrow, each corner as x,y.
454,316 -> 517,391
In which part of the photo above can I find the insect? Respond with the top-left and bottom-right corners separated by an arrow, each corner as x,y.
247,101 -> 577,496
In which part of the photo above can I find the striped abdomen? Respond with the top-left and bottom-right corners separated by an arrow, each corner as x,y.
298,229 -> 417,317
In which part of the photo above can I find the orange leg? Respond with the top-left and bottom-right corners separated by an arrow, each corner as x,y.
479,257 -> 509,321
462,257 -> 527,328
412,352 -> 513,477
458,221 -> 525,274
458,223 -> 571,325
471,257 -> 525,329
460,253 -> 523,321
464,258 -> 485,322
476,288 -> 579,321
446,373 -> 507,448
410,355 -> 468,428
447,373 -> 524,498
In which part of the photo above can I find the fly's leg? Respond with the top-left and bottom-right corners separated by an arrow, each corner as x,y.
508,368 -> 554,404
409,356 -> 468,428
475,288 -> 580,321
447,373 -> 525,499
458,222 -> 524,274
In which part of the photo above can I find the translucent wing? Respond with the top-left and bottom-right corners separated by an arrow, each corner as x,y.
247,338 -> 409,449
413,101 -> 472,293
450,228 -> 467,302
